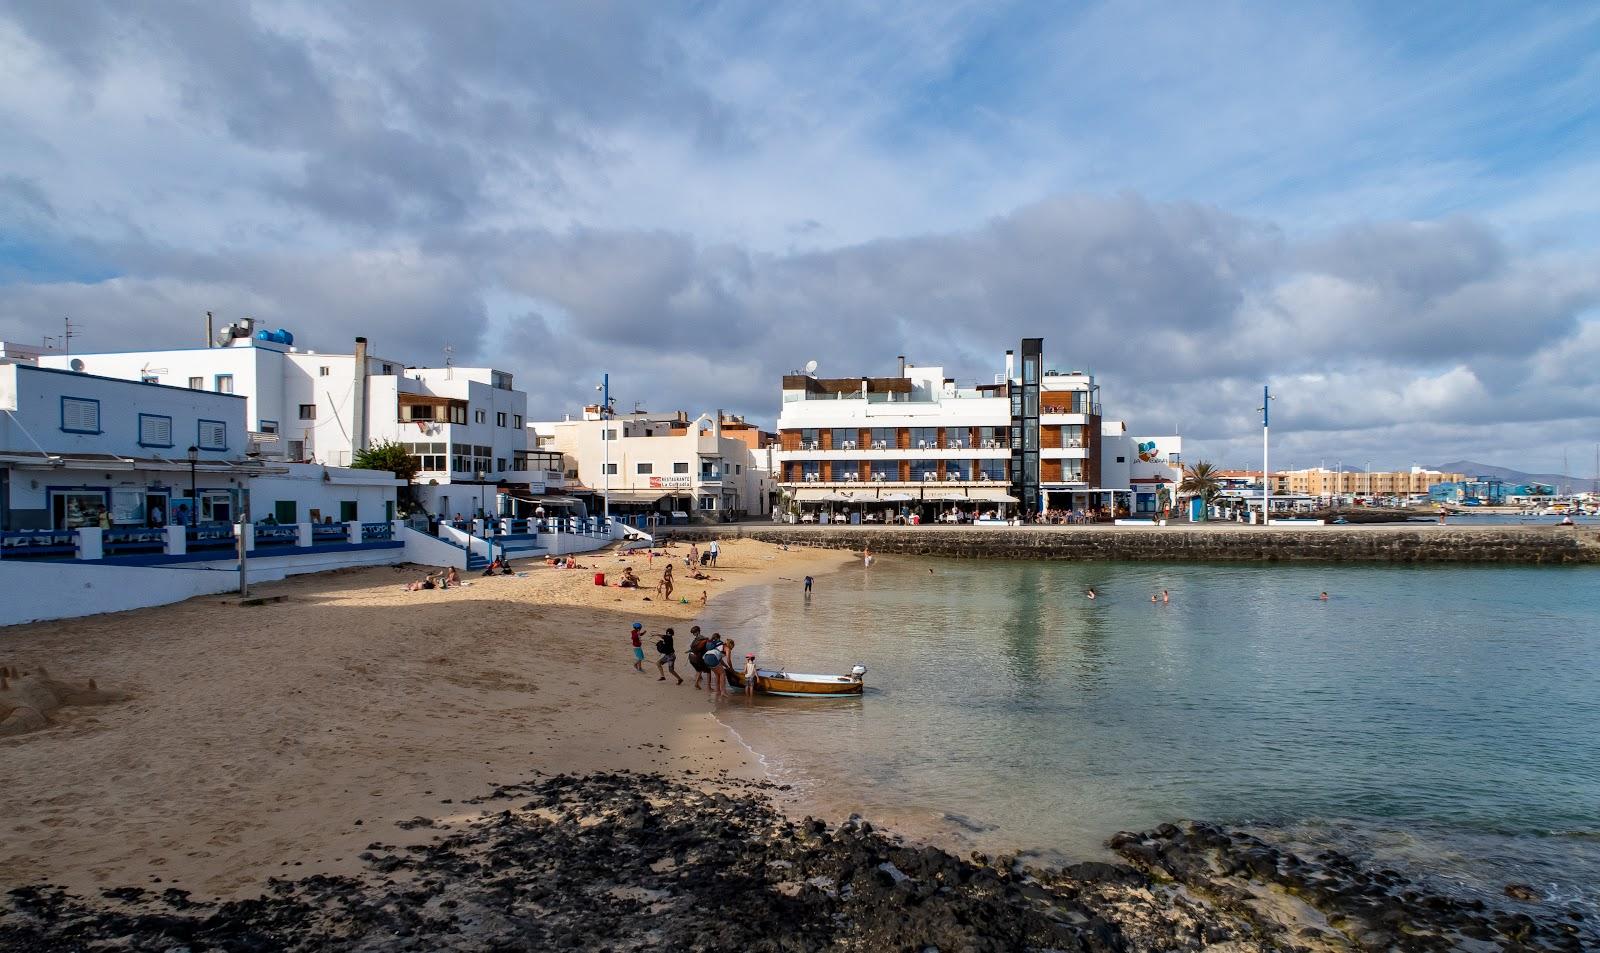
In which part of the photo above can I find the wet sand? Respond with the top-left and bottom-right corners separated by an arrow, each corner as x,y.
0,539 -> 849,899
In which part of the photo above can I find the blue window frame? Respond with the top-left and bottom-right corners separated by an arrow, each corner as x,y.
197,419 -> 228,451
258,420 -> 279,434
138,413 -> 174,448
60,396 -> 102,434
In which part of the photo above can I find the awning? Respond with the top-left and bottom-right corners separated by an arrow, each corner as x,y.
602,489 -> 674,503
793,487 -> 857,503
923,490 -> 969,501
966,488 -> 1019,503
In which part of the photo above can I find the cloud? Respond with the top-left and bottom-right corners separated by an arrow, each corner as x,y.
2,3 -> 1599,473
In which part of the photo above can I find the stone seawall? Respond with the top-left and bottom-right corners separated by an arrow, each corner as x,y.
659,524 -> 1600,564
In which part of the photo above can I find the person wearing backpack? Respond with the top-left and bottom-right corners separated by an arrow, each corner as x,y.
686,626 -> 710,689
655,627 -> 682,684
700,634 -> 725,696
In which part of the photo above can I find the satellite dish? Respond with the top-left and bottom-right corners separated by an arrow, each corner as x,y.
804,359 -> 818,375
69,358 -> 85,372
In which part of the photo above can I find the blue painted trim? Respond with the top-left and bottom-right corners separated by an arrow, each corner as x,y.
259,419 -> 278,433
59,395 -> 103,434
138,412 -> 175,448
197,418 -> 228,451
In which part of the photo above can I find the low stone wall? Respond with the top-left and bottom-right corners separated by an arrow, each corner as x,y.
657,524 -> 1600,564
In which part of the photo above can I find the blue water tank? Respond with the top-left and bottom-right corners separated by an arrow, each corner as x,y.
254,328 -> 295,345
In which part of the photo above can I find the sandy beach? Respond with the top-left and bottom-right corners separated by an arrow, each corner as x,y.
1,539 -> 849,900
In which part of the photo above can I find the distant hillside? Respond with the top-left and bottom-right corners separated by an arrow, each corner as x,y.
1430,460 -> 1597,493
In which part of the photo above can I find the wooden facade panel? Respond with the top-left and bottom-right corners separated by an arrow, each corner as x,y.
780,430 -> 801,451
1041,425 -> 1062,449
1041,459 -> 1063,482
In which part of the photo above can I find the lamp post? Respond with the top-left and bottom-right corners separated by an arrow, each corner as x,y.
186,445 -> 199,524
595,374 -> 611,529
476,469 -> 494,565
1257,385 -> 1275,525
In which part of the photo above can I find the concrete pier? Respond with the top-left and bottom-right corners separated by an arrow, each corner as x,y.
657,523 -> 1600,564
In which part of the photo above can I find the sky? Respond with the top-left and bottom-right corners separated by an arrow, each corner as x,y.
1,0 -> 1598,474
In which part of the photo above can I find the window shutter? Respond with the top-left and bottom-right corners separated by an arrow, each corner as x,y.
62,398 -> 99,432
199,420 -> 227,449
140,415 -> 172,445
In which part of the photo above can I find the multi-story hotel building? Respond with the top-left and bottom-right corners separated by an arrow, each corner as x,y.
775,338 -> 1182,518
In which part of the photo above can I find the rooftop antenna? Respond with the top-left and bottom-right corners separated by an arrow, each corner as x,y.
443,344 -> 455,380
62,317 -> 79,356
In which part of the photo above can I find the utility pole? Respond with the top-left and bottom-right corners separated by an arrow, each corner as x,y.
597,374 -> 611,528
1258,385 -> 1274,525
237,490 -> 250,597
62,317 -> 78,355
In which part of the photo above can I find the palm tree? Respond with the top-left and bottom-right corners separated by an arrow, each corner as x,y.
1179,461 -> 1222,509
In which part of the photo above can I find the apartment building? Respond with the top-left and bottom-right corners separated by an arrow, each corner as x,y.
1279,466 -> 1466,498
39,321 -> 537,517
774,339 -> 1182,518
536,409 -> 772,519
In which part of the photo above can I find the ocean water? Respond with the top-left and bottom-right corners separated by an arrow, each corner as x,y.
705,557 -> 1600,918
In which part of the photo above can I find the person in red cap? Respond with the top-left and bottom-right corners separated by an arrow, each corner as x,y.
629,622 -> 645,672
743,653 -> 757,697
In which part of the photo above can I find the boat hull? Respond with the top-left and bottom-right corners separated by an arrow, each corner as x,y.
726,669 -> 863,697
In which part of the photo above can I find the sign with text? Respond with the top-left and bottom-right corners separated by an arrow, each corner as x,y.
649,476 -> 692,489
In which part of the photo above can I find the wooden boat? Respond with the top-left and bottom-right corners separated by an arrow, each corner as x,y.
726,664 -> 866,698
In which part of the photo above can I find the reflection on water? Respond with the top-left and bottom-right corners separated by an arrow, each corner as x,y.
704,557 -> 1600,915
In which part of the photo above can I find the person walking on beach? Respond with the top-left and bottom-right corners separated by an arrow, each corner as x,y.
708,539 -> 719,567
656,627 -> 683,684
803,575 -> 813,595
658,564 -> 674,600
630,622 -> 646,672
687,543 -> 698,569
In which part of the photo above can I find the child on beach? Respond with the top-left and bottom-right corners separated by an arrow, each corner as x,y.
630,622 -> 645,672
743,654 -> 757,697
656,628 -> 683,684
698,590 -> 707,607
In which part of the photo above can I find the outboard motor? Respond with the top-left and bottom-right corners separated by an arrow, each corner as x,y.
850,664 -> 867,683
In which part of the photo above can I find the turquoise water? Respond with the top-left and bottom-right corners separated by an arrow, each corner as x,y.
706,557 -> 1600,916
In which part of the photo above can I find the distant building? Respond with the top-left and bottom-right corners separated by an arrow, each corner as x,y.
533,409 -> 772,521
773,340 -> 1181,518
1279,466 -> 1465,498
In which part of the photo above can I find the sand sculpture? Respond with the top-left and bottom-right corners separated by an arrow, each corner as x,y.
0,665 -> 128,737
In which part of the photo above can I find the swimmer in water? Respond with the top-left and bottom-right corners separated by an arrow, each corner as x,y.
1319,591 -> 1329,601
1151,593 -> 1158,603
1161,590 -> 1170,604
1086,587 -> 1097,600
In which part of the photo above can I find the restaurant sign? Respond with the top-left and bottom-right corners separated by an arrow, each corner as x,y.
649,476 -> 692,489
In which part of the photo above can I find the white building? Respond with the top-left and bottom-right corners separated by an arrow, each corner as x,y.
39,321 -> 538,518
774,340 -> 1181,519
0,361 -> 401,532
535,409 -> 771,521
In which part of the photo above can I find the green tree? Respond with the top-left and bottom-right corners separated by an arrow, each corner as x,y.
1179,460 -> 1222,505
351,439 -> 419,483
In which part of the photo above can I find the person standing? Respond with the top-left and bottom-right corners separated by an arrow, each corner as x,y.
659,563 -> 675,601
687,626 -> 709,689
656,627 -> 683,684
700,634 -> 724,696
708,539 -> 719,567
149,503 -> 165,527
630,622 -> 646,672
715,638 -> 736,698
803,575 -> 813,595
742,654 -> 757,697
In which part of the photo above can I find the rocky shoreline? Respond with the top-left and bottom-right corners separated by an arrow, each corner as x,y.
2,772 -> 1590,952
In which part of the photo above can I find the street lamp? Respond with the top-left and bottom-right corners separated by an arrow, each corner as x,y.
595,374 -> 611,529
476,469 -> 494,565
186,445 -> 199,524
1257,385 -> 1275,524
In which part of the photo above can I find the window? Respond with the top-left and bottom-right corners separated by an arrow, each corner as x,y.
298,404 -> 316,420
910,459 -> 939,480
800,460 -> 821,480
698,496 -> 718,511
406,442 -> 448,471
496,458 -> 506,472
602,428 -> 617,440
340,500 -> 358,521
288,440 -> 306,461
496,412 -> 507,427
734,464 -> 741,474
138,413 -> 173,447
381,363 -> 393,375
448,404 -> 467,425
604,463 -> 618,475
474,409 -> 486,424
830,427 -> 857,449
214,374 -> 233,394
188,376 -> 204,390
492,371 -> 513,390
674,462 -> 689,474
513,414 -> 523,429
197,419 -> 227,450
910,427 -> 939,449
979,458 -> 1007,481
258,420 -> 278,434
700,459 -> 720,478
637,462 -> 653,475
869,427 -> 897,448
61,397 -> 101,433
1116,455 -> 1126,463
867,461 -> 896,481
318,366 -> 330,377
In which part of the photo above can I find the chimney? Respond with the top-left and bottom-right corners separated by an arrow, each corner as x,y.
714,409 -> 723,442
206,311 -> 214,348
352,337 -> 369,453
898,355 -> 906,376
1005,349 -> 1014,385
